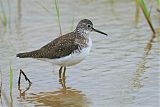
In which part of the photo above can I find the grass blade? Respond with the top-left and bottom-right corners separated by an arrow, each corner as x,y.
0,0 -> 7,29
139,0 -> 150,18
158,0 -> 160,11
0,0 -> 12,31
158,0 -> 160,8
9,65 -> 13,95
36,1 -> 50,13
135,0 -> 140,25
138,0 -> 156,34
54,0 -> 62,36
7,0 -> 11,31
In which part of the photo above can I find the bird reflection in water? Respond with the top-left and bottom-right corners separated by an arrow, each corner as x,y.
18,75 -> 90,107
17,69 -> 32,101
17,83 -> 32,100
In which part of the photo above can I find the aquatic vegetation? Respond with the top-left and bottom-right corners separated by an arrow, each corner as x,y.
36,1 -> 50,13
158,0 -> 160,10
0,0 -> 11,31
9,65 -> 13,95
138,0 -> 156,34
0,0 -> 7,30
35,0 -> 62,33
54,0 -> 62,35
135,0 -> 140,25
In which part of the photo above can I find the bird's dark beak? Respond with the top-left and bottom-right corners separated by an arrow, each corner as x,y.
92,27 -> 108,36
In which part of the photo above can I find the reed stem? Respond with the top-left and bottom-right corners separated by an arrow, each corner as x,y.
138,0 -> 156,34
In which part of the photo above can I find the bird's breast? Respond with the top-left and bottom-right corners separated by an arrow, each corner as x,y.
56,37 -> 92,66
74,37 -> 92,53
42,37 -> 92,67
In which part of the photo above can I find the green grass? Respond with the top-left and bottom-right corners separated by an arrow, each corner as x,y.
158,0 -> 160,12
139,0 -> 150,18
9,65 -> 13,95
135,0 -> 140,25
0,0 -> 11,31
0,65 -> 14,106
158,0 -> 160,9
36,0 -> 62,35
54,0 -> 62,35
36,1 -> 50,13
138,0 -> 156,34
7,0 -> 11,31
0,0 -> 7,30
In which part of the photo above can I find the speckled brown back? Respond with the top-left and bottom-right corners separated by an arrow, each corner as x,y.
16,32 -> 87,59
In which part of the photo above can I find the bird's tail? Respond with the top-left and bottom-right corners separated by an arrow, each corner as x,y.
16,50 -> 40,58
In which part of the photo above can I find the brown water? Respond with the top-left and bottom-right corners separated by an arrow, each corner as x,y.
0,0 -> 160,107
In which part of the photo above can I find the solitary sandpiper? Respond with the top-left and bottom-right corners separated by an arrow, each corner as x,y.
17,19 -> 108,80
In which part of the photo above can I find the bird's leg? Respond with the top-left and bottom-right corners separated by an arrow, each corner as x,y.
59,67 -> 67,88
61,77 -> 66,88
18,69 -> 32,87
18,70 -> 22,87
20,69 -> 32,84
62,67 -> 66,79
59,67 -> 63,79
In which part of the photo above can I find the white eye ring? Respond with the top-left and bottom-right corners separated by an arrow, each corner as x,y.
87,24 -> 91,28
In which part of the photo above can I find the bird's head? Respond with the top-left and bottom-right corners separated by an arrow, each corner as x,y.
76,19 -> 108,36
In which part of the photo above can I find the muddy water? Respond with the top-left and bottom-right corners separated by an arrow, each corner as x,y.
0,0 -> 159,107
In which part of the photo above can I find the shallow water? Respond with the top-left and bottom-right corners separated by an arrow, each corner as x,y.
0,0 -> 160,107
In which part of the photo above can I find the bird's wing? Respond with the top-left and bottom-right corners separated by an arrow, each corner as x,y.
17,32 -> 79,59
39,32 -> 79,59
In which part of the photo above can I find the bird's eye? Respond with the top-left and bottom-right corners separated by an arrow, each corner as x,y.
87,24 -> 91,28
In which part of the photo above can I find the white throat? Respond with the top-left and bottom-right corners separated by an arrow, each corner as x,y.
76,28 -> 91,37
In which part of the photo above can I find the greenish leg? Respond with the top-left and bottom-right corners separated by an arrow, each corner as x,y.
59,66 -> 63,79
63,67 -> 66,79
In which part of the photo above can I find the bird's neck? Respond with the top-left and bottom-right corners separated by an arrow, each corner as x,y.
74,28 -> 90,38
73,28 -> 91,48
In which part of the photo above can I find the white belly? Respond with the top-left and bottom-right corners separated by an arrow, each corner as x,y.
39,38 -> 92,67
